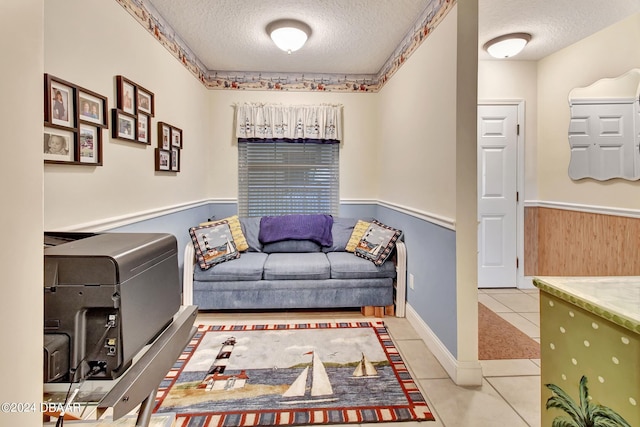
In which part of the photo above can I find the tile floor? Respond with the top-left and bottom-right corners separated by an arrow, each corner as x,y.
196,287 -> 542,427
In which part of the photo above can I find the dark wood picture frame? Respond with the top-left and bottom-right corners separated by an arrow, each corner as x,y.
155,148 -> 171,171
78,88 -> 108,128
79,123 -> 103,165
158,122 -> 171,149
45,74 -> 76,129
137,112 -> 150,144
136,85 -> 154,116
170,126 -> 182,148
116,75 -> 136,115
170,146 -> 180,172
112,109 -> 136,141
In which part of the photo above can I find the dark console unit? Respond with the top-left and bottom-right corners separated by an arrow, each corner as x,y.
44,233 -> 181,383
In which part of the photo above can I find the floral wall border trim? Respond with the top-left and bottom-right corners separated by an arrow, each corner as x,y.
115,0 -> 455,93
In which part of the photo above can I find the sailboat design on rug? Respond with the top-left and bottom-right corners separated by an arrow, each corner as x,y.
282,351 -> 338,405
352,353 -> 379,379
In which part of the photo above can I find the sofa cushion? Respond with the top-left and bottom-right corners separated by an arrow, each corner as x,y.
345,220 -> 371,252
263,253 -> 330,280
327,252 -> 396,279
323,217 -> 358,252
355,220 -> 402,266
194,252 -> 268,282
262,239 -> 321,253
201,215 -> 248,252
189,221 -> 240,270
239,216 -> 263,252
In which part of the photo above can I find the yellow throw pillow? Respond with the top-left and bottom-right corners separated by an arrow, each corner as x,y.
200,215 -> 249,252
345,220 -> 371,252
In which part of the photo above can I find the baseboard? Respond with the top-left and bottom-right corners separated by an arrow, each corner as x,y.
405,304 -> 483,386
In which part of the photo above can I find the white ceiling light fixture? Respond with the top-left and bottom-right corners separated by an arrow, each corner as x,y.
267,19 -> 311,54
484,33 -> 532,59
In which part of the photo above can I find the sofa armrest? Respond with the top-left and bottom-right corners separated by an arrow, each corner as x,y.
182,242 -> 195,305
394,241 -> 407,317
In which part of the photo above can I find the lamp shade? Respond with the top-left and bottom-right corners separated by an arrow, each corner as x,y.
267,19 -> 311,54
484,33 -> 531,58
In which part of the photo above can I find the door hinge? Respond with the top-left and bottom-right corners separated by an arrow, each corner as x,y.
516,257 -> 519,269
517,124 -> 520,135
516,191 -> 519,202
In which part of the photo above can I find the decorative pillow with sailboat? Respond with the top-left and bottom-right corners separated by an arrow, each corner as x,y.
189,220 -> 241,270
354,220 -> 402,266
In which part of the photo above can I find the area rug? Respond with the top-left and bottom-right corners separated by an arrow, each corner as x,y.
154,321 -> 435,426
478,303 -> 540,360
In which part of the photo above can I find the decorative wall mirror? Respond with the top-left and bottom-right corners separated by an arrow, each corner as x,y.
567,69 -> 640,181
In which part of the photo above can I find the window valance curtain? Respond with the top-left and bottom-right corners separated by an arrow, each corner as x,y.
235,103 -> 343,142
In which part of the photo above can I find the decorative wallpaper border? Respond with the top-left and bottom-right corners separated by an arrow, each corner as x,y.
116,0 -> 456,92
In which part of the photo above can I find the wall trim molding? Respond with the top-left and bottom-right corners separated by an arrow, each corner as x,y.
525,200 -> 640,219
405,304 -> 483,386
377,200 -> 456,230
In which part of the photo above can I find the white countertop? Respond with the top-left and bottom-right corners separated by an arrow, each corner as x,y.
534,276 -> 640,333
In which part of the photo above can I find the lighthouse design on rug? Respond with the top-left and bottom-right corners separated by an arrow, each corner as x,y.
198,337 -> 248,391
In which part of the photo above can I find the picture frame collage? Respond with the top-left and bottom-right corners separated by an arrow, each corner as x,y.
44,74 -> 108,165
112,75 -> 155,145
156,122 -> 182,172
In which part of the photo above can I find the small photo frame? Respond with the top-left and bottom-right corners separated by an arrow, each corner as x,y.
78,90 -> 107,127
46,75 -> 75,128
158,122 -> 171,149
171,146 -> 180,172
171,126 -> 182,148
44,128 -> 74,163
79,124 -> 100,164
137,113 -> 150,144
112,109 -> 136,141
116,76 -> 136,115
137,87 -> 154,116
155,149 -> 171,171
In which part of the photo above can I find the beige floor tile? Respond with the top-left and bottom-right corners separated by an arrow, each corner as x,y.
496,312 -> 540,339
384,316 -> 421,340
395,339 -> 449,380
480,359 -> 540,377
520,311 -> 540,327
486,376 -> 541,427
478,293 -> 513,312
420,378 -> 529,426
490,292 -> 539,313
480,288 -> 523,294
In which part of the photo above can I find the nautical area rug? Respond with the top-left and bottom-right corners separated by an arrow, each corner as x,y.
154,321 -> 435,426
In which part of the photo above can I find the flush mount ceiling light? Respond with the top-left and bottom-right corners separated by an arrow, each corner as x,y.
267,19 -> 311,54
483,33 -> 531,59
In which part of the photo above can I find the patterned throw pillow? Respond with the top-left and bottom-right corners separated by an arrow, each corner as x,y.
345,220 -> 371,252
189,220 -> 240,270
200,215 -> 248,252
354,220 -> 402,266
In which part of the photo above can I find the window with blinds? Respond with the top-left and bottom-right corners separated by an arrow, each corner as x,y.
238,140 -> 339,217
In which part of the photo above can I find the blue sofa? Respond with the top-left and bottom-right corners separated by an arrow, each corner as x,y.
182,216 -> 406,317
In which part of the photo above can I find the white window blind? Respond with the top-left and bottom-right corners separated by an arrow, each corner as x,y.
238,141 -> 339,217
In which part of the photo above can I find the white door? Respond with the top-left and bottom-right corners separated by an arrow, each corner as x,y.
477,105 -> 518,288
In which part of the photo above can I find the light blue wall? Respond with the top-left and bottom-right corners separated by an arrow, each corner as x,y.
374,205 -> 458,357
112,201 -> 458,356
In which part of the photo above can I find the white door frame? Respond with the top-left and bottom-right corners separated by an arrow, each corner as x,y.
478,100 -> 528,289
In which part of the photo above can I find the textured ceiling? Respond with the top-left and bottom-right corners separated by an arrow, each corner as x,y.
146,0 -> 640,75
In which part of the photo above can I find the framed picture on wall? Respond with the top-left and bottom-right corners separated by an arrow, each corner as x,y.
171,126 -> 182,148
116,76 -> 136,115
155,149 -> 171,171
78,89 -> 107,127
137,113 -> 150,144
44,127 -> 74,163
158,122 -> 171,149
171,146 -> 180,172
136,86 -> 154,116
79,124 -> 101,164
45,75 -> 75,128
112,109 -> 136,141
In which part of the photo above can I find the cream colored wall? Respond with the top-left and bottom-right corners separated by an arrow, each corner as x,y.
44,0 -> 211,230
537,12 -> 640,209
0,1 -> 44,425
478,60 -> 538,199
376,6 -> 458,221
207,90 -> 380,201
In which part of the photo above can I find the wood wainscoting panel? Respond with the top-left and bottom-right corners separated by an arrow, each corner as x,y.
530,207 -> 640,276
